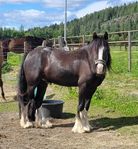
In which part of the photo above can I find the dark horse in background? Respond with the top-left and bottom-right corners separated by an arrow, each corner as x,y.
18,32 -> 111,133
0,36 -> 45,100
1,36 -> 45,62
0,41 -> 6,100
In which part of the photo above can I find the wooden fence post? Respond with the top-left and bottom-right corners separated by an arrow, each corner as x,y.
24,41 -> 27,54
53,38 -> 56,47
128,31 -> 131,72
82,35 -> 85,46
58,36 -> 64,49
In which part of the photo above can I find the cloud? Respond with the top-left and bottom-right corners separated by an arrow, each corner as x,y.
0,9 -> 65,28
42,0 -> 86,8
71,0 -> 138,18
0,0 -> 137,29
0,0 -> 86,7
0,0 -> 87,9
0,0 -> 36,4
107,0 -> 138,6
76,1 -> 108,18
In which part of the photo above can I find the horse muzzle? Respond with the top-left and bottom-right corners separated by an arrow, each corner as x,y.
95,59 -> 106,75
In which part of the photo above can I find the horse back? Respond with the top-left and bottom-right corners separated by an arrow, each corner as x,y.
41,48 -> 92,86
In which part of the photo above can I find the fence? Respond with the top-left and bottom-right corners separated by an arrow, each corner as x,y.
52,30 -> 138,72
0,30 -> 138,109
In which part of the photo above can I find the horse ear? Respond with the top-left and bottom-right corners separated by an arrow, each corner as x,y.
93,32 -> 98,39
104,32 -> 108,40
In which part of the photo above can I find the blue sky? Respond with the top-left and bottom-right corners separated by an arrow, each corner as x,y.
0,0 -> 137,29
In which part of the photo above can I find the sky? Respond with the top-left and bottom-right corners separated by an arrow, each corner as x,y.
0,0 -> 137,30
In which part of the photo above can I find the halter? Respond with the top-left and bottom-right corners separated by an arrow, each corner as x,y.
95,59 -> 106,66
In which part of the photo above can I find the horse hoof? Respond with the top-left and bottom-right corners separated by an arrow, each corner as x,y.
20,119 -> 25,128
83,124 -> 92,132
83,126 -> 91,132
23,121 -> 34,128
42,120 -> 53,128
72,126 -> 85,133
35,122 -> 42,128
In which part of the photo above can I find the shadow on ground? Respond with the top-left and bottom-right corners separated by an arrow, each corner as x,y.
62,112 -> 75,119
90,116 -> 138,131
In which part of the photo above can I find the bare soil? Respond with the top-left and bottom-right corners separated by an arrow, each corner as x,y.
0,112 -> 138,149
0,73 -> 138,149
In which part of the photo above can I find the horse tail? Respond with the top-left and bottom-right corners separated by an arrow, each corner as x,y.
18,53 -> 28,95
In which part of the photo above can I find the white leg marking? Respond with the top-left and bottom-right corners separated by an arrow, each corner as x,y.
20,113 -> 26,128
80,110 -> 92,132
35,108 -> 42,127
23,121 -> 34,129
35,107 -> 53,128
42,118 -> 53,128
72,116 -> 85,133
20,108 -> 34,128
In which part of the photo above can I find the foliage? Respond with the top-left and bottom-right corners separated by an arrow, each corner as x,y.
2,52 -> 22,73
7,52 -> 22,66
2,62 -> 12,73
0,2 -> 138,40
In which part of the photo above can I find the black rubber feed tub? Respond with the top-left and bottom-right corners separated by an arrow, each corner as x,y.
42,100 -> 64,118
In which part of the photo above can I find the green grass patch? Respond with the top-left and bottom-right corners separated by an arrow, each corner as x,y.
0,101 -> 18,112
92,88 -> 138,116
2,52 -> 22,74
7,52 -> 22,66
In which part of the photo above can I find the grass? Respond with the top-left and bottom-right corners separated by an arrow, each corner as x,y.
0,52 -> 22,112
0,101 -> 18,112
2,52 -> 22,74
0,48 -> 138,117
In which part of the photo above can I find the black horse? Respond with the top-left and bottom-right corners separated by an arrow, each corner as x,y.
18,32 -> 111,133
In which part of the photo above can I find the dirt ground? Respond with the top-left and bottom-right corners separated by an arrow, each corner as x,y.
0,73 -> 138,149
0,112 -> 137,149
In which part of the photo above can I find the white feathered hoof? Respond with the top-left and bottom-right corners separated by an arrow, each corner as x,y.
42,119 -> 53,128
20,117 -> 26,128
35,121 -> 42,128
83,124 -> 92,132
72,117 -> 85,133
80,110 -> 92,133
23,121 -> 34,129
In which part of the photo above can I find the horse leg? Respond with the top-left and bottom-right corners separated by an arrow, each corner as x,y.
81,87 -> 97,132
0,78 -> 6,100
72,83 -> 86,133
35,82 -> 53,128
35,81 -> 47,127
72,83 -> 97,133
22,85 -> 36,128
18,94 -> 28,128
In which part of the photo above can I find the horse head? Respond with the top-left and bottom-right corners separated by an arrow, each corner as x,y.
91,32 -> 111,75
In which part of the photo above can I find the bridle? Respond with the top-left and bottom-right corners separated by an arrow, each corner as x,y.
95,59 -> 106,66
